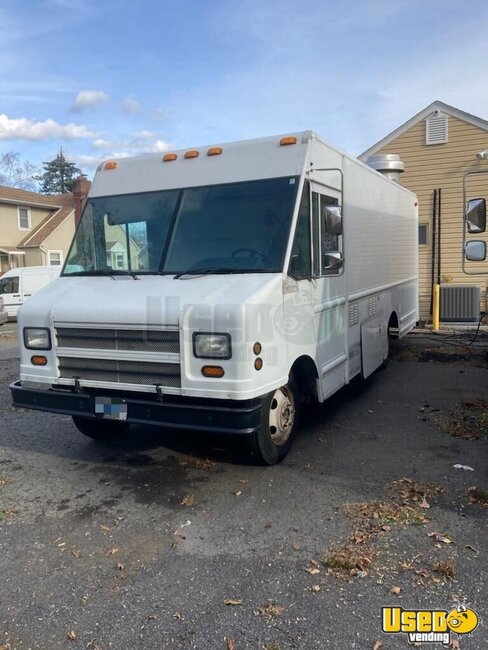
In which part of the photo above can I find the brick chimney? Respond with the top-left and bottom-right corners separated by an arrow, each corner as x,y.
73,175 -> 91,225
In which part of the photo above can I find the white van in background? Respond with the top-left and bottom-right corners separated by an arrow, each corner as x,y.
0,266 -> 61,319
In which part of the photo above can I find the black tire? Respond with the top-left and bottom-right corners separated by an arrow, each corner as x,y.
72,416 -> 131,440
248,378 -> 299,465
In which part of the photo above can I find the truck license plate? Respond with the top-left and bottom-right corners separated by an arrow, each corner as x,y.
94,396 -> 128,421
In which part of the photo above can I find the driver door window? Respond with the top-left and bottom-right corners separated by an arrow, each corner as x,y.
312,191 -> 342,276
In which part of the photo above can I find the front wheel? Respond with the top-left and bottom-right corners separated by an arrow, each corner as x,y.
72,416 -> 131,440
248,380 -> 299,465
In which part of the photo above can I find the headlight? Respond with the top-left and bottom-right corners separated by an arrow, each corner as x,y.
23,327 -> 51,350
193,332 -> 231,359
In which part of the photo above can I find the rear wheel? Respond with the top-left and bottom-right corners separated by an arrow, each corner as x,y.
248,379 -> 298,465
72,416 -> 131,440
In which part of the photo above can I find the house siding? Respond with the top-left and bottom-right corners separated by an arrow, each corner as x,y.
43,213 -> 76,260
0,203 -> 53,247
375,114 -> 488,319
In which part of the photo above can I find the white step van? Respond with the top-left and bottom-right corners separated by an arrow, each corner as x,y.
0,266 -> 61,319
11,132 -> 418,464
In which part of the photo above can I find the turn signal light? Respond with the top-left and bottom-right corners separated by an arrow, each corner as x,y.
280,136 -> 297,146
253,342 -> 262,355
163,153 -> 177,162
104,161 -> 118,170
207,147 -> 223,156
184,150 -> 200,159
201,365 -> 225,378
254,358 -> 263,370
31,355 -> 47,366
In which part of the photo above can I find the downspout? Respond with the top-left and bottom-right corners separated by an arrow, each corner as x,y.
429,189 -> 437,316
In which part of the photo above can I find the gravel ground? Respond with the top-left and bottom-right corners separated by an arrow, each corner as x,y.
0,327 -> 487,650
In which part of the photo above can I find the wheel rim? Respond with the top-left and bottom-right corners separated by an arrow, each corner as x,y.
268,386 -> 295,446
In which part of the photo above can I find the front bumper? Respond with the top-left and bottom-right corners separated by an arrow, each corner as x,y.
10,381 -> 262,435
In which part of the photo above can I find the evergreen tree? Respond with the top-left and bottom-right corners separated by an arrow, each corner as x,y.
37,150 -> 81,194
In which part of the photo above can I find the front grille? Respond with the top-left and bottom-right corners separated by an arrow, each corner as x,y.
58,357 -> 181,388
56,327 -> 180,354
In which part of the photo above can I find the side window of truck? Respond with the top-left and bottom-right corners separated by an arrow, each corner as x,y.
312,191 -> 341,276
289,182 -> 311,280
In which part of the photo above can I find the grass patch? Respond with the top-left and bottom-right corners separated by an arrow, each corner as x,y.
432,559 -> 455,581
433,399 -> 488,440
468,486 -> 488,506
323,545 -> 374,573
389,477 -> 445,503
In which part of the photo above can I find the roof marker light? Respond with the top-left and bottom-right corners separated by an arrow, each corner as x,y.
280,136 -> 297,146
207,147 -> 223,156
184,150 -> 200,159
104,161 -> 118,170
163,153 -> 177,162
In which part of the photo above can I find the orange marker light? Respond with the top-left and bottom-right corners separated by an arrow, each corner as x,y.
104,161 -> 118,170
207,147 -> 223,156
31,355 -> 47,366
253,342 -> 262,355
184,150 -> 200,159
280,136 -> 297,146
201,365 -> 225,378
163,153 -> 177,162
254,358 -> 263,371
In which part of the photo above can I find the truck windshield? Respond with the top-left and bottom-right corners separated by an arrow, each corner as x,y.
63,176 -> 299,276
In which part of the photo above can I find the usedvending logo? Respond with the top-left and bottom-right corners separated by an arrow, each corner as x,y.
382,605 -> 479,645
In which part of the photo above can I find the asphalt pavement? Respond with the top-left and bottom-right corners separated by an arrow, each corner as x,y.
0,326 -> 487,649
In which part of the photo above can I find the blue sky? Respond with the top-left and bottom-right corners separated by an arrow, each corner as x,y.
2,0 -> 488,177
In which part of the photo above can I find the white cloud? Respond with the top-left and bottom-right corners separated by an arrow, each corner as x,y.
71,89 -> 109,112
76,136 -> 171,171
120,96 -> 140,114
0,113 -> 95,140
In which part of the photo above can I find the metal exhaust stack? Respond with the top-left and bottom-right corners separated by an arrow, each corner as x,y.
365,154 -> 405,183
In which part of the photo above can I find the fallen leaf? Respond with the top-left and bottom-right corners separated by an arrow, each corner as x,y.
310,584 -> 321,592
67,630 -> 77,641
450,639 -> 460,649
225,638 -> 237,650
305,567 -> 320,575
390,586 -> 401,595
419,496 -> 430,509
224,599 -> 243,606
234,490 -> 242,497
99,524 -> 111,531
148,613 -> 158,620
106,547 -> 119,556
238,479 -> 249,484
172,611 -> 182,620
373,641 -> 383,650
428,531 -> 453,544
292,543 -> 301,551
256,603 -> 284,619
180,494 -> 196,507
71,549 -> 81,559
116,562 -> 125,571
465,544 -> 478,554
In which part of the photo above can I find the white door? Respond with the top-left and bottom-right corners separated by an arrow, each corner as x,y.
310,183 -> 347,399
0,274 -> 22,316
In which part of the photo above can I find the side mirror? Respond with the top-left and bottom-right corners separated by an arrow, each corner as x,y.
323,251 -> 343,271
465,240 -> 487,262
465,198 -> 486,233
323,206 -> 342,235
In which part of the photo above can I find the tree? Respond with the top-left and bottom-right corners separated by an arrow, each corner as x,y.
0,151 -> 39,191
37,150 -> 81,194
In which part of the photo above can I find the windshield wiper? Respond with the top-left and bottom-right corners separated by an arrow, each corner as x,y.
174,267 -> 259,279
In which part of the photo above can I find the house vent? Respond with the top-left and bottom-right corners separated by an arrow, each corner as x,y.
426,112 -> 448,145
440,285 -> 480,322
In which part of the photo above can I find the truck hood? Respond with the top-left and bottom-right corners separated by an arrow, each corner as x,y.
19,273 -> 284,328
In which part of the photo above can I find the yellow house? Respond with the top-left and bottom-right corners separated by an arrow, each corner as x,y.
360,101 -> 488,322
0,185 -> 76,273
